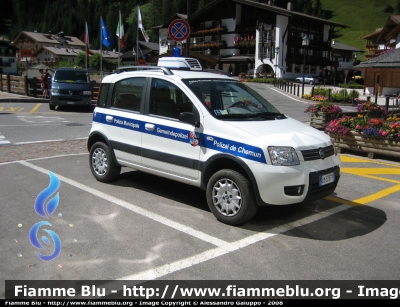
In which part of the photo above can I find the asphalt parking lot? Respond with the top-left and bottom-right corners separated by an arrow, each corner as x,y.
1,89 -> 400,300
1,143 -> 400,299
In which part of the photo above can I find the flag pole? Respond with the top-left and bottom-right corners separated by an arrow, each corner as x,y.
136,6 -> 139,65
118,11 -> 120,69
85,21 -> 88,70
100,17 -> 103,78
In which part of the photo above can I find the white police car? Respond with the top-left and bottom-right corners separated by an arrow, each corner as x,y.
87,62 -> 340,225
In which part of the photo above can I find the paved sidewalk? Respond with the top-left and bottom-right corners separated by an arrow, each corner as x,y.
0,139 -> 87,163
299,85 -> 400,109
0,90 -> 47,102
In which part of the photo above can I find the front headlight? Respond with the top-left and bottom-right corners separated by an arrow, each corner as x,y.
51,89 -> 59,94
82,90 -> 91,95
268,146 -> 300,166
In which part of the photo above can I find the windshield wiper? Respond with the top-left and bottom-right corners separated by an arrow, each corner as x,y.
215,112 -> 286,120
247,112 -> 287,119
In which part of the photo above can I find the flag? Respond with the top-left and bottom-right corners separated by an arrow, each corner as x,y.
84,22 -> 90,56
101,17 -> 114,48
116,11 -> 125,48
138,7 -> 150,42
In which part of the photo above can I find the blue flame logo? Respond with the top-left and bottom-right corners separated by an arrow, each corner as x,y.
29,171 -> 62,261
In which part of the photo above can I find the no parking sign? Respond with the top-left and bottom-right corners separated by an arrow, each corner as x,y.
168,19 -> 190,42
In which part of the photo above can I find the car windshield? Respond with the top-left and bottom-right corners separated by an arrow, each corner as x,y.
54,71 -> 89,83
183,79 -> 285,121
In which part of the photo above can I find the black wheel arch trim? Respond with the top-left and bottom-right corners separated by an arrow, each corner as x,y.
87,131 -> 120,166
199,153 -> 268,206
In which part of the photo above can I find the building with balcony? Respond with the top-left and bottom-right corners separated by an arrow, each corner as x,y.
355,15 -> 400,96
156,0 -> 352,80
362,15 -> 400,60
0,38 -> 18,75
13,31 -> 86,68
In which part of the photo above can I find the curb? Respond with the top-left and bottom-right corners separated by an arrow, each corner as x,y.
0,98 -> 48,103
0,98 -> 97,104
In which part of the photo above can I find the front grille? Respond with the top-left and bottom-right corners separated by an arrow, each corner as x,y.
304,166 -> 340,201
301,145 -> 334,161
59,90 -> 81,95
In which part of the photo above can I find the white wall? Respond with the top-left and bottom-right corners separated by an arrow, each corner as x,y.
396,32 -> 400,49
0,56 -> 17,74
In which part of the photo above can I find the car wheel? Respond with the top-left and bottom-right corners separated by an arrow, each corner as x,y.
206,169 -> 258,225
309,81 -> 314,85
49,103 -> 55,110
89,142 -> 121,182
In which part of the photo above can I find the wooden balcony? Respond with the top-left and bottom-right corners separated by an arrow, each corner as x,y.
234,40 -> 256,49
190,41 -> 227,51
191,26 -> 228,37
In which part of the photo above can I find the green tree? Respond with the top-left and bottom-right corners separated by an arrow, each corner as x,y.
89,52 -> 116,71
75,51 -> 88,68
57,60 -> 74,68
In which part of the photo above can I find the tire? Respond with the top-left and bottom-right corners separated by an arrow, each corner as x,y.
206,169 -> 258,226
49,103 -> 55,110
89,142 -> 121,182
309,81 -> 314,85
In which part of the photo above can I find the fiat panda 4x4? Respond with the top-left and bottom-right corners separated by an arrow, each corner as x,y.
87,61 -> 340,225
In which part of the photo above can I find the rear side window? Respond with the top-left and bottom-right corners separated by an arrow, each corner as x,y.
112,77 -> 145,112
97,83 -> 110,108
149,79 -> 195,119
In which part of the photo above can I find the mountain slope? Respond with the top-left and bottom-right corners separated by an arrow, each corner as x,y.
320,0 -> 398,60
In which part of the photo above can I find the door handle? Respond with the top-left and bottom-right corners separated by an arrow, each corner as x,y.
106,115 -> 113,122
145,123 -> 155,131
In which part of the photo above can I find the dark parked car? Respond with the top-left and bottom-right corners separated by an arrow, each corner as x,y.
49,68 -> 92,111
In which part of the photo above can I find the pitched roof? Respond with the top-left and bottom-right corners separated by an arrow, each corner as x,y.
42,46 -> 84,56
89,49 -> 122,60
154,0 -> 348,30
14,31 -> 85,47
354,48 -> 400,69
331,41 -> 364,53
190,0 -> 348,28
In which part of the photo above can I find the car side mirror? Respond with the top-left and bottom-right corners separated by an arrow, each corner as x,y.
179,112 -> 200,127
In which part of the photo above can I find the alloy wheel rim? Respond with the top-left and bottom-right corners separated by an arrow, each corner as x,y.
212,178 -> 242,216
92,148 -> 108,176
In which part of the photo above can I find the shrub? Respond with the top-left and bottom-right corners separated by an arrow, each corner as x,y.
355,101 -> 388,116
304,101 -> 342,115
325,114 -> 400,139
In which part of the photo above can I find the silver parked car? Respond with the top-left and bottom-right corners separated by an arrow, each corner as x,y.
295,75 -> 320,85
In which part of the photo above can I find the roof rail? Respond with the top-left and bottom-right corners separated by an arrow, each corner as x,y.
116,66 -> 173,75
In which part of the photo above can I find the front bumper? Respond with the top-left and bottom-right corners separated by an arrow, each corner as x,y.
50,95 -> 91,106
249,157 -> 341,205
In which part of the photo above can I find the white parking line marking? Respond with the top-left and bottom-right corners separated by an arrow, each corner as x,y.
0,133 -> 11,145
18,160 -> 228,247
118,204 -> 349,280
16,157 -> 351,281
14,139 -> 65,145
16,115 -> 70,123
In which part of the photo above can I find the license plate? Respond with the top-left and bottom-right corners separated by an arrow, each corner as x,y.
319,172 -> 335,186
67,101 -> 74,104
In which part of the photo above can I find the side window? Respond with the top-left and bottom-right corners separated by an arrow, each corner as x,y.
97,83 -> 110,108
112,77 -> 145,111
150,79 -> 194,119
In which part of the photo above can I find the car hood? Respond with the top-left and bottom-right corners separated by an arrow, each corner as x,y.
224,117 -> 331,149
